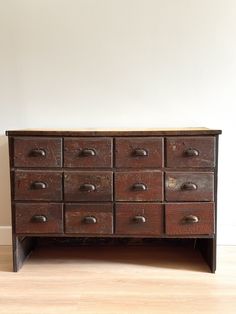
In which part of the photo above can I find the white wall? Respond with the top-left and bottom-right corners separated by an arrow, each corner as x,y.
0,0 -> 235,244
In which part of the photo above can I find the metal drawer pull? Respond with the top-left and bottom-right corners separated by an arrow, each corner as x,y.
80,148 -> 96,157
80,183 -> 96,192
184,148 -> 199,157
181,182 -> 198,191
133,215 -> 146,223
31,181 -> 47,189
182,215 -> 199,224
31,215 -> 47,223
132,183 -> 147,191
29,148 -> 46,157
133,148 -> 148,157
83,216 -> 97,224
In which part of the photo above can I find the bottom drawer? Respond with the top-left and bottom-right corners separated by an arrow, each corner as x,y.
65,203 -> 113,234
15,203 -> 63,233
116,203 -> 163,235
165,203 -> 215,235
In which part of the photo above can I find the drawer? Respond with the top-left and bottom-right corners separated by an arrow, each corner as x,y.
115,137 -> 163,168
116,203 -> 163,235
165,172 -> 214,201
14,171 -> 62,201
65,203 -> 113,234
64,137 -> 112,168
64,171 -> 113,201
13,137 -> 62,168
165,203 -> 215,235
15,203 -> 63,234
166,137 -> 215,168
115,171 -> 163,201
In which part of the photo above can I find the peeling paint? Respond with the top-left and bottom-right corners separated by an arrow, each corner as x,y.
167,177 -> 177,189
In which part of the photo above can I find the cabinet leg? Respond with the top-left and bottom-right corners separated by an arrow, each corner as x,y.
12,236 -> 36,272
196,238 -> 216,273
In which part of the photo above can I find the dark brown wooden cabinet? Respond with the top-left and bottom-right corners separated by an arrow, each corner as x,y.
6,128 -> 221,272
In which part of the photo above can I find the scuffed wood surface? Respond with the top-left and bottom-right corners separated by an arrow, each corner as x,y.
6,127 -> 222,136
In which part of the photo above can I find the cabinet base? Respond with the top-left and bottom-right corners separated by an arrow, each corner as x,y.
12,236 -> 216,272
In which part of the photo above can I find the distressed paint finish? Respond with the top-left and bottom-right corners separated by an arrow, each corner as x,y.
166,137 -> 215,168
14,171 -> 62,201
115,171 -> 163,201
65,203 -> 113,234
115,137 -> 163,168
64,171 -> 113,201
165,172 -> 214,202
15,203 -> 63,233
13,137 -> 62,167
165,203 -> 215,235
116,203 -> 163,235
64,137 -> 112,168
5,128 -> 221,272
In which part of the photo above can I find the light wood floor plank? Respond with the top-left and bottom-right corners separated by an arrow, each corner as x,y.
0,245 -> 236,314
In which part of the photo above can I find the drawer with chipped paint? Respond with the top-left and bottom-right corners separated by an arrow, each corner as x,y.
65,203 -> 113,234
165,172 -> 214,202
166,137 -> 215,168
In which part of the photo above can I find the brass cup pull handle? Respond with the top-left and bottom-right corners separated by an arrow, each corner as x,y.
80,148 -> 96,157
182,215 -> 199,224
184,148 -> 199,157
31,181 -> 47,190
132,183 -> 147,191
31,215 -> 47,223
133,148 -> 148,157
133,215 -> 146,223
80,183 -> 96,192
83,216 -> 97,224
181,182 -> 198,191
29,148 -> 46,157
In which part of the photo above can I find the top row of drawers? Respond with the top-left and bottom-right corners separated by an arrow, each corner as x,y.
13,136 -> 216,168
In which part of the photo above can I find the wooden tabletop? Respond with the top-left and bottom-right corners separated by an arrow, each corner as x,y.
5,127 -> 222,136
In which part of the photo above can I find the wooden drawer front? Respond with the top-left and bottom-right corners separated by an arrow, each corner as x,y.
165,203 -> 215,235
64,171 -> 113,201
115,171 -> 163,201
15,203 -> 63,234
14,137 -> 62,168
115,137 -> 163,168
14,171 -> 62,201
166,137 -> 215,168
116,203 -> 163,235
165,172 -> 214,201
64,137 -> 112,168
65,204 -> 113,234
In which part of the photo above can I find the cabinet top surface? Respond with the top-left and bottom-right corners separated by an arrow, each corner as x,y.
5,127 -> 222,136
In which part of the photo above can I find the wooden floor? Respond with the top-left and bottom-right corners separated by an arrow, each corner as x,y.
0,245 -> 236,314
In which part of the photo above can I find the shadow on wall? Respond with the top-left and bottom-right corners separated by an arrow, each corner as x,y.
0,135 -> 11,226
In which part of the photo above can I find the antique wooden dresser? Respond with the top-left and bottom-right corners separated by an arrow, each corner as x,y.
6,128 -> 221,272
